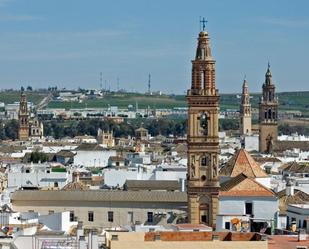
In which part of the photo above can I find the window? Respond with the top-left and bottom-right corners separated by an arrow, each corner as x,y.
54,182 -> 58,188
127,212 -> 134,223
147,212 -> 153,223
111,235 -> 118,241
108,211 -> 114,222
201,215 -> 207,223
245,202 -> 253,215
303,220 -> 307,229
48,210 -> 54,215
154,235 -> 161,241
88,211 -> 94,222
70,211 -> 74,222
225,222 -> 230,230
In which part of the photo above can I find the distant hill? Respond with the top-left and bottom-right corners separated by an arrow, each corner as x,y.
0,90 -> 308,117
0,90 -> 47,105
48,91 -> 309,117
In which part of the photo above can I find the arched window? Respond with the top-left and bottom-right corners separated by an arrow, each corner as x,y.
201,71 -> 205,89
200,113 -> 208,135
268,109 -> 272,119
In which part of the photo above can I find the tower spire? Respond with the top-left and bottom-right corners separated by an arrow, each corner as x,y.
240,77 -> 252,136
187,29 -> 219,228
259,64 -> 278,153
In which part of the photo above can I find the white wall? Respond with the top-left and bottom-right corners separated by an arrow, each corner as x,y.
38,211 -> 76,232
103,168 -> 152,187
244,135 -> 259,152
255,177 -> 271,189
8,171 -> 71,189
74,150 -> 116,167
219,196 -> 278,221
154,171 -> 186,181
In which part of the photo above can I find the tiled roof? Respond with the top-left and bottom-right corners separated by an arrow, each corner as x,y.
279,161 -> 309,173
220,149 -> 268,178
75,143 -> 105,151
11,190 -> 187,203
124,180 -> 181,191
62,181 -> 89,190
277,189 -> 309,214
0,145 -> 26,154
56,150 -> 75,158
220,173 -> 275,197
273,140 -> 309,152
253,156 -> 282,163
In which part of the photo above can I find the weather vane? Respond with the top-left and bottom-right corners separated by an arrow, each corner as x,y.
200,17 -> 208,31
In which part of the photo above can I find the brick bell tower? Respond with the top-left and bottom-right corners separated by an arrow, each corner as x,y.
240,78 -> 252,136
18,89 -> 30,141
259,64 -> 278,153
186,29 -> 220,227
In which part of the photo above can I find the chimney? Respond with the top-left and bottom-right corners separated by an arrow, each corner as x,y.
286,179 -> 294,196
78,236 -> 86,249
180,178 -> 186,192
73,171 -> 80,182
76,221 -> 83,240
90,230 -> 99,249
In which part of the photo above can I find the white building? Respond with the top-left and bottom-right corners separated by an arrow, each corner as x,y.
7,163 -> 72,190
217,173 -> 279,233
73,144 -> 116,167
287,203 -> 309,230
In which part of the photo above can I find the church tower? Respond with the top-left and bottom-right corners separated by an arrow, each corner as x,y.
259,64 -> 278,153
187,30 -> 220,227
18,90 -> 30,140
240,78 -> 252,135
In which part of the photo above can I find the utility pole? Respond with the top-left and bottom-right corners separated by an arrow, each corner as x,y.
148,73 -> 151,95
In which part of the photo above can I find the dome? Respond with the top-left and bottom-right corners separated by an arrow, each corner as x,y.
199,31 -> 208,37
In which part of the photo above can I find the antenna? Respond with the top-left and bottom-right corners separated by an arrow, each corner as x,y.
117,77 -> 120,92
148,73 -> 151,94
100,72 -> 103,89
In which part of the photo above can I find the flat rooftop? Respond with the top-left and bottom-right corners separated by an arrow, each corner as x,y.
268,235 -> 309,249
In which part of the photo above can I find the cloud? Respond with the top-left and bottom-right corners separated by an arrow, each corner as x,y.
259,17 -> 309,28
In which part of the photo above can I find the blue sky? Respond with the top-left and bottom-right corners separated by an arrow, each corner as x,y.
0,0 -> 308,93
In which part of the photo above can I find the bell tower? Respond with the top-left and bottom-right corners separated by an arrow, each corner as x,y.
186,29 -> 219,228
240,78 -> 252,136
18,90 -> 29,140
259,64 -> 278,153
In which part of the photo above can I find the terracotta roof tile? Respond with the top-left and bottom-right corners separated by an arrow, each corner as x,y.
220,149 -> 268,178
220,173 -> 275,197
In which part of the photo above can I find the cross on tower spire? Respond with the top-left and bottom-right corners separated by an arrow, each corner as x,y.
200,17 -> 208,31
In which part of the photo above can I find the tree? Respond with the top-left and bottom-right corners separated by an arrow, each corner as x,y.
29,151 -> 49,163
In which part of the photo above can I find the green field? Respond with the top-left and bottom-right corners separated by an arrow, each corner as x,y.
47,93 -> 187,109
0,90 -> 308,116
47,91 -> 309,116
0,91 -> 47,105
